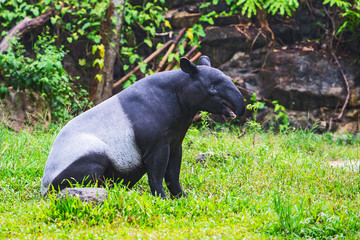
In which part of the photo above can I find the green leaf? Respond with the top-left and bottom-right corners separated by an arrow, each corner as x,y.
144,38 -> 153,47
208,17 -> 214,25
95,73 -> 102,82
78,59 -> 86,66
82,22 -> 91,30
322,0 -> 351,8
92,45 -> 98,55
50,17 -> 57,25
274,104 -> 280,112
32,8 -> 39,17
200,2 -> 212,8
111,16 -> 118,26
93,35 -> 102,44
61,7 -> 68,16
139,61 -> 147,73
98,59 -> 104,69
78,29 -> 85,36
129,74 -> 137,82
129,54 -> 139,64
179,45 -> 185,55
250,93 -> 257,101
123,80 -> 132,89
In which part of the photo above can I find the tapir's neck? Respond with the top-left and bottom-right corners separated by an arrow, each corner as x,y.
174,79 -> 199,120
147,70 -> 199,118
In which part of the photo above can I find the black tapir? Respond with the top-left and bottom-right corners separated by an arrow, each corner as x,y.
41,56 -> 245,198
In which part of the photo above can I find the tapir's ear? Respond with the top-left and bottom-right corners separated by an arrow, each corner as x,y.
180,57 -> 198,75
198,56 -> 211,66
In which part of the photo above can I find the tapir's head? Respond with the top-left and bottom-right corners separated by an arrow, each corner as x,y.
180,56 -> 246,118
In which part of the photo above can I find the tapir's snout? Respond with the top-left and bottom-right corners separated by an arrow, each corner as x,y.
235,97 -> 246,117
224,86 -> 246,118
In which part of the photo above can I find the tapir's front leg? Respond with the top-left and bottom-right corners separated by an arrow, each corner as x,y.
165,145 -> 186,198
144,144 -> 170,198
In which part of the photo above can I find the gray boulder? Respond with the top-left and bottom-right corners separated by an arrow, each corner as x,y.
56,188 -> 108,203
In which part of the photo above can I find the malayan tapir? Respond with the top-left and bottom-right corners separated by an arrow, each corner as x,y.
41,56 -> 245,198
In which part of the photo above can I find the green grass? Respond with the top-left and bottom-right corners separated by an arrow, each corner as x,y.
0,123 -> 359,239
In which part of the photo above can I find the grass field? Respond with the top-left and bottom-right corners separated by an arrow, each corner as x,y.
0,123 -> 359,239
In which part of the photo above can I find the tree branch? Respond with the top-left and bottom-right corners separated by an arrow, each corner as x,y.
155,28 -> 187,73
112,39 -> 174,90
0,8 -> 54,54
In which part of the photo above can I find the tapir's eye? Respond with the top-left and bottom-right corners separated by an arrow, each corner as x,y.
208,85 -> 217,95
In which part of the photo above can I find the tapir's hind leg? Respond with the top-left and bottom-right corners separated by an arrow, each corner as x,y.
48,153 -> 111,193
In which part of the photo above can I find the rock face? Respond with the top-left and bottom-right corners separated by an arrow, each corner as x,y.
56,188 -> 108,203
259,51 -> 360,111
202,26 -> 268,67
0,90 -> 48,131
220,49 -> 360,133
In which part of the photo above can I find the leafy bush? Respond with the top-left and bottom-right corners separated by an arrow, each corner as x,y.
0,0 -> 48,35
0,33 -> 88,120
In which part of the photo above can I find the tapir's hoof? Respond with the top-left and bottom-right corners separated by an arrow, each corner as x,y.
56,187 -> 108,203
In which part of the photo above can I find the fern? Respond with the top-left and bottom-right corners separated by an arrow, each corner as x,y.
227,0 -> 299,18
335,0 -> 360,35
264,0 -> 299,16
232,0 -> 264,18
322,0 -> 352,9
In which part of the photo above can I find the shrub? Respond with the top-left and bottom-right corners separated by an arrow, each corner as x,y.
0,32 -> 89,120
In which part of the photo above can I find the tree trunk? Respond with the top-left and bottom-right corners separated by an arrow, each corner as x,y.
94,0 -> 125,105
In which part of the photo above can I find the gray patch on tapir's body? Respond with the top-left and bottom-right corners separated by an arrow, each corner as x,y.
41,96 -> 141,195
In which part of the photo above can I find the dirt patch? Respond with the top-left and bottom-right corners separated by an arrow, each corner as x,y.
328,160 -> 360,171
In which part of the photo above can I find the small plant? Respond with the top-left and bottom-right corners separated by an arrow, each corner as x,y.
246,93 -> 265,131
272,100 -> 290,132
271,191 -> 307,235
199,111 -> 211,130
327,0 -> 360,39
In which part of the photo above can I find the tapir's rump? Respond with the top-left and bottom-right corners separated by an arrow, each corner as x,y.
41,97 -> 141,195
